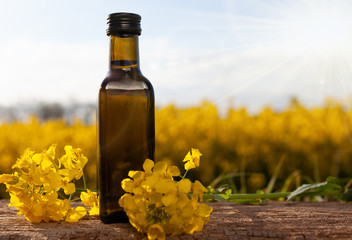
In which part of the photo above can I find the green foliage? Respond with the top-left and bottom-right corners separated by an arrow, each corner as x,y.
287,176 -> 345,201
204,176 -> 351,204
342,189 -> 352,202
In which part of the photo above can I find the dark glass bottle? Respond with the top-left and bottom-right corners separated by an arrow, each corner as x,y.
98,12 -> 155,223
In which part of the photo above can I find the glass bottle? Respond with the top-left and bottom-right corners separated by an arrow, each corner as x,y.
98,12 -> 155,223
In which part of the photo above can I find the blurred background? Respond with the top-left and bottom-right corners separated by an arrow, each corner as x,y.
1,0 -> 352,197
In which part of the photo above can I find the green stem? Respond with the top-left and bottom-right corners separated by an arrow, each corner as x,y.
49,157 -> 59,172
203,192 -> 290,201
58,191 -> 66,199
70,198 -> 82,202
203,190 -> 342,202
74,188 -> 99,193
75,188 -> 88,192
182,170 -> 189,179
69,172 -> 87,202
68,179 -> 76,202
82,172 -> 87,190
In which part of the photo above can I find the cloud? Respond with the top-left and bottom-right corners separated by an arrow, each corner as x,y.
0,38 -> 106,105
143,30 -> 352,112
2,0 -> 352,114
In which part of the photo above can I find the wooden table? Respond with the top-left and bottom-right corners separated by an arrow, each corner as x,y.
1,200 -> 351,239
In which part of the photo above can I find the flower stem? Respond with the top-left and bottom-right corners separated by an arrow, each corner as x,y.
82,172 -> 87,190
202,192 -> 290,201
182,170 -> 189,179
75,188 -> 99,193
203,190 -> 341,202
58,191 -> 66,199
69,179 -> 76,202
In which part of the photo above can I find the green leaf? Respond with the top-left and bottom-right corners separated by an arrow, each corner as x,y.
326,176 -> 344,187
225,189 -> 232,195
287,182 -> 326,201
342,189 -> 352,202
216,184 -> 231,193
256,189 -> 265,195
287,176 -> 345,201
213,194 -> 229,201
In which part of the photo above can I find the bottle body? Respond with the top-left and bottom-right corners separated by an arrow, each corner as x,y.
98,17 -> 154,223
98,68 -> 155,223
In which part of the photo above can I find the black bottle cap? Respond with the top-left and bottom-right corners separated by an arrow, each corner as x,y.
107,12 -> 142,36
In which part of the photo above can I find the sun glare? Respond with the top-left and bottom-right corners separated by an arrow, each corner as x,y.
282,2 -> 352,54
212,0 -> 352,111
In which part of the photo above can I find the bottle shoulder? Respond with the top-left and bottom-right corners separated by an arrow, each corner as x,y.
101,69 -> 153,93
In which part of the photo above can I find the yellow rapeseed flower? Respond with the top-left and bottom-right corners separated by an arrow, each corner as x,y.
147,223 -> 165,240
66,206 -> 87,223
192,180 -> 208,202
143,158 -> 154,173
178,179 -> 191,193
183,148 -> 202,171
0,144 -> 95,223
119,151 -> 212,239
80,189 -> 99,216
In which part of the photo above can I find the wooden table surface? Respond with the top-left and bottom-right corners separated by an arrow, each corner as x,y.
0,199 -> 352,240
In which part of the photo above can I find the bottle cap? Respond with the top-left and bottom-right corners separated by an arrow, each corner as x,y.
107,12 -> 142,36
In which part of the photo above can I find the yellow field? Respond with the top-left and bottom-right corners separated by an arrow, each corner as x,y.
1,99 -> 352,197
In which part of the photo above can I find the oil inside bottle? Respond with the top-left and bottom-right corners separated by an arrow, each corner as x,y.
98,73 -> 154,223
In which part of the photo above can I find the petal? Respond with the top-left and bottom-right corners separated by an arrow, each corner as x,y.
192,180 -> 207,201
192,180 -> 207,193
167,165 -> 181,177
197,203 -> 213,218
41,156 -> 53,173
43,191 -> 58,203
45,144 -> 57,160
154,179 -> 176,194
63,182 -> 76,195
178,179 -> 191,193
191,148 -> 202,158
64,145 -> 73,154
161,192 -> 176,206
128,170 -> 145,182
148,192 -> 163,203
153,161 -> 167,175
143,159 -> 154,173
44,171 -> 63,191
32,201 -> 45,217
132,186 -> 144,195
182,151 -> 192,162
80,191 -> 90,206
184,161 -> 195,171
121,178 -> 134,193
65,206 -> 87,223
147,223 -> 166,240
119,193 -> 137,210
77,156 -> 88,169
89,205 -> 99,216
186,216 -> 204,234
0,174 -> 15,184
32,153 -> 43,165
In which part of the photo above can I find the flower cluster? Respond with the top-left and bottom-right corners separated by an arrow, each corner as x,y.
119,148 -> 212,240
81,189 -> 99,215
0,144 -> 99,223
0,99 -> 351,196
183,148 -> 202,171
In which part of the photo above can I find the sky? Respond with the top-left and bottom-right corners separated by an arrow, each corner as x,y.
1,0 -> 352,113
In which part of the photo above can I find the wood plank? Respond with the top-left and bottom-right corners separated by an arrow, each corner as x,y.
0,200 -> 351,239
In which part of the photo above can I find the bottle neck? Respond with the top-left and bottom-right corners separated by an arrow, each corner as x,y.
109,34 -> 140,70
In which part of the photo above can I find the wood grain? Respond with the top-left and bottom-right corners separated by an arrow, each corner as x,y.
0,200 -> 351,239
